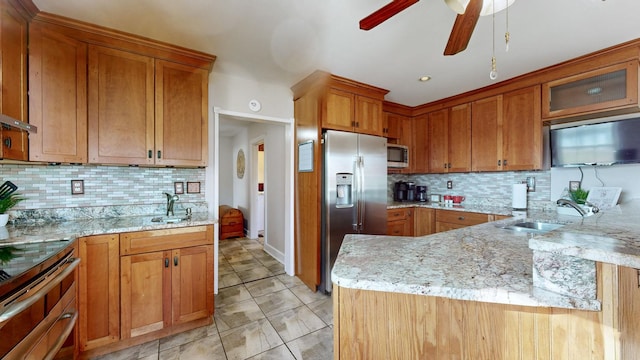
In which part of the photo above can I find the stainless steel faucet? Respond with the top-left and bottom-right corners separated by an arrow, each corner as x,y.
557,198 -> 599,217
164,192 -> 179,216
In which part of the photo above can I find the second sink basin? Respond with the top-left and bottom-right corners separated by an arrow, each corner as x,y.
501,221 -> 564,234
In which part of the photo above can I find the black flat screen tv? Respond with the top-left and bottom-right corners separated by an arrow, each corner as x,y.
550,117 -> 640,167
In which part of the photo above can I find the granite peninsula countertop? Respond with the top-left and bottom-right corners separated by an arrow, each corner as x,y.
0,213 -> 217,245
387,200 -> 514,216
333,200 -> 640,311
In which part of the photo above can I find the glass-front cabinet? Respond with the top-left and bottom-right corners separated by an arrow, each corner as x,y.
542,61 -> 639,120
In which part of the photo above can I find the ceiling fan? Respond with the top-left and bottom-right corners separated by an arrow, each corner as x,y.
359,0 -> 511,56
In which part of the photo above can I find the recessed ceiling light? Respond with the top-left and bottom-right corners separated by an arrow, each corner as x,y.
419,76 -> 431,82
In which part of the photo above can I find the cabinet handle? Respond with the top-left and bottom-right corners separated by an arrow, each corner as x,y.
504,159 -> 508,166
448,163 -> 451,169
458,216 -> 465,220
157,150 -> 162,159
444,163 -> 447,169
148,150 -> 153,159
497,159 -> 501,166
174,256 -> 179,266
355,121 -> 360,128
165,258 -> 169,268
3,137 -> 11,149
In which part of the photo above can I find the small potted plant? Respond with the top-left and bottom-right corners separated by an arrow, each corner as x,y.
0,193 -> 25,226
569,188 -> 589,205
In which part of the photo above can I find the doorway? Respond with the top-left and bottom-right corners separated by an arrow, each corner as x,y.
210,108 -> 294,293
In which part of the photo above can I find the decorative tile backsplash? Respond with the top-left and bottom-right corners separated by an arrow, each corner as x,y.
389,170 -> 553,210
1,164 -> 207,222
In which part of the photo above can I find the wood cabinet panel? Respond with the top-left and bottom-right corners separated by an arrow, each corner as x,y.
78,234 -> 120,351
325,88 -> 355,132
448,104 -> 472,173
28,21 -> 88,163
121,251 -> 170,338
471,95 -> 502,172
355,95 -> 384,136
387,208 -> 413,236
502,86 -> 542,170
435,209 -> 490,233
414,207 -> 435,236
155,60 -> 209,166
88,45 -> 155,165
121,225 -> 212,256
171,245 -> 214,325
412,115 -> 429,174
428,108 -> 448,173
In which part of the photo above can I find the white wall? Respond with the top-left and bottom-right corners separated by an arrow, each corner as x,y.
550,164 -> 640,204
210,71 -> 293,119
232,128 -> 250,225
218,136 -> 234,207
248,122 -> 287,261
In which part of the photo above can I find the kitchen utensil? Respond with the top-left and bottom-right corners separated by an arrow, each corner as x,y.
0,181 -> 17,200
452,195 -> 465,203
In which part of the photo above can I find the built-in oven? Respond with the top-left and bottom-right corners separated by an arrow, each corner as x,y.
0,239 -> 79,359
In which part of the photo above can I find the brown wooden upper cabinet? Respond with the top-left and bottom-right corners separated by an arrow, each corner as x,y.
88,46 -> 208,167
428,104 -> 471,173
27,14 -> 215,166
412,114 -> 429,174
542,61 -> 639,121
0,0 -> 29,161
472,86 -> 542,171
28,21 -> 88,163
325,88 -> 385,137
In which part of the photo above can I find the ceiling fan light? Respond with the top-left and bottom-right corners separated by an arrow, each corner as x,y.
444,0 -> 515,16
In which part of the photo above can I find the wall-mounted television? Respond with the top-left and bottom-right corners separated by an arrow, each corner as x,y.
550,116 -> 640,167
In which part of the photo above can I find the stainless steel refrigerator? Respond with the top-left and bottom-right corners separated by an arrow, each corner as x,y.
320,130 -> 387,293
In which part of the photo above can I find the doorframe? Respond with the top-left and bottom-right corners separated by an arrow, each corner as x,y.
248,135 -> 265,240
209,107 -> 294,293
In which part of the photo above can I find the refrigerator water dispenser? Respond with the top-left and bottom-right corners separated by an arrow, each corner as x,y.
335,173 -> 353,208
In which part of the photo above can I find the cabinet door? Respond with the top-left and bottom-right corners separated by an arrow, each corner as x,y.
412,114 -> 429,174
155,60 -> 209,166
88,45 -> 155,165
428,109 -> 448,173
502,86 -> 543,170
28,22 -> 88,163
355,95 -> 383,136
324,88 -> 354,132
471,95 -> 502,171
78,234 -> 120,351
0,0 -> 27,123
121,251 -> 171,339
414,207 -> 435,236
171,245 -> 214,325
448,103 -> 472,172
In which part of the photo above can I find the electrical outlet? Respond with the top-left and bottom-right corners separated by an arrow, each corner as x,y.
447,180 -> 453,189
569,181 -> 581,192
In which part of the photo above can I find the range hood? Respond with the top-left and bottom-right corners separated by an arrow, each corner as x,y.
0,114 -> 37,133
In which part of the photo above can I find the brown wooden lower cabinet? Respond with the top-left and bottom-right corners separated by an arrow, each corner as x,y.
334,263 -> 640,359
435,209 -> 490,233
78,225 -> 214,357
414,207 -> 435,236
388,207 -> 504,236
386,208 -> 413,236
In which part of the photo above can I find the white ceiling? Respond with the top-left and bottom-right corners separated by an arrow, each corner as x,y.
32,0 -> 640,107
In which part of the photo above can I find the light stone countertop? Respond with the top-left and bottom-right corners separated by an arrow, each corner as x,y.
333,200 -> 640,311
387,200 -> 514,216
0,213 -> 217,245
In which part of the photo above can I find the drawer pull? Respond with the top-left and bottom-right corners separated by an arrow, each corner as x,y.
458,216 -> 465,220
174,256 -> 179,266
165,258 -> 169,268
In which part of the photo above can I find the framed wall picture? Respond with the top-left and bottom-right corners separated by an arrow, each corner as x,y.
174,182 -> 184,194
187,182 -> 201,194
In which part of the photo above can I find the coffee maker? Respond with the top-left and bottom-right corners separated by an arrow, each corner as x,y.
416,186 -> 427,202
394,181 -> 416,202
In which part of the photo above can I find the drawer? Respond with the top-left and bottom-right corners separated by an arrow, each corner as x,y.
387,208 -> 411,221
436,210 -> 488,226
121,225 -> 213,255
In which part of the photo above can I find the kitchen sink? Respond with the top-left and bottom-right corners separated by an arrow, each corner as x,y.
151,216 -> 187,223
500,221 -> 564,234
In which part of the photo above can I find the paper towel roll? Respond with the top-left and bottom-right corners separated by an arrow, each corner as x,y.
512,183 -> 527,210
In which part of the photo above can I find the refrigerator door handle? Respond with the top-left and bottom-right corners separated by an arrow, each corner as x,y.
357,155 -> 365,231
352,156 -> 359,231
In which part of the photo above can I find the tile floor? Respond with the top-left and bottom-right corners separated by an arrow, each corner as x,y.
94,237 -> 333,360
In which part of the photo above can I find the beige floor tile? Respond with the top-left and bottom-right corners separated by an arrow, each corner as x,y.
237,265 -> 274,283
276,274 -> 305,288
220,318 -> 284,360
158,335 -> 226,360
254,289 -> 304,317
267,306 -> 327,342
290,284 -> 331,304
245,277 -> 287,298
215,284 -> 252,307
307,297 -> 334,326
229,258 -> 265,272
246,344 -> 296,360
286,327 -> 334,360
214,299 -> 266,331
219,272 -> 243,288
158,323 -> 210,352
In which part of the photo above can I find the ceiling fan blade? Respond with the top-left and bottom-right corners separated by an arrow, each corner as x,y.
443,0 -> 482,55
359,0 -> 419,31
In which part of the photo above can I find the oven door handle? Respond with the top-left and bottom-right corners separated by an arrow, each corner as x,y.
0,258 -> 80,325
43,310 -> 78,360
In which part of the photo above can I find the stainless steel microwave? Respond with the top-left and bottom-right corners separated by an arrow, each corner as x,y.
387,144 -> 409,168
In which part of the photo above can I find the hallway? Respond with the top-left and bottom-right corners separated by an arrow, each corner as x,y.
95,237 -> 333,360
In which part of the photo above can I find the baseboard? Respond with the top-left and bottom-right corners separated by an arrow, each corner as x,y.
264,242 -> 285,263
